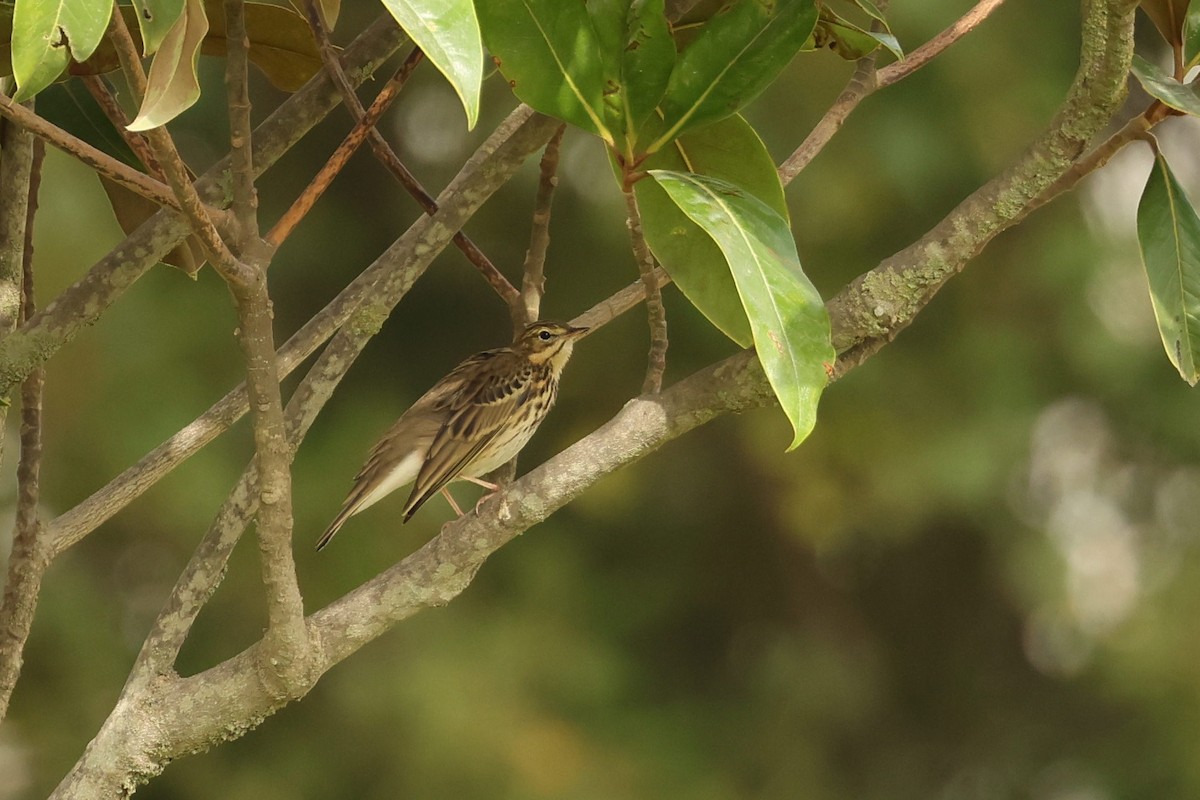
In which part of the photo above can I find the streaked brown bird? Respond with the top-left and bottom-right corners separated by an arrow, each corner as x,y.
316,321 -> 589,550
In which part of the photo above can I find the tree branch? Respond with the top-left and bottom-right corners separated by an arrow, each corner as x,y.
303,2 -> 522,308
224,0 -> 259,243
0,128 -> 44,723
107,9 -> 247,280
517,124 -> 566,331
267,53 -> 417,247
826,0 -> 1136,357
624,187 -> 668,393
0,13 -> 408,400
875,0 -> 1009,89
778,0 -> 1008,183
0,91 -> 184,213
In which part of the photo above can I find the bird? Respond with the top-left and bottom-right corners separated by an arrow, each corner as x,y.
316,320 -> 589,550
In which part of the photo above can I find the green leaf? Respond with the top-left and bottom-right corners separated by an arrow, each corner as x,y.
128,0 -> 208,130
587,0 -> 674,158
131,0 -> 185,55
1185,0 -> 1200,68
812,2 -> 902,60
381,0 -> 482,129
1131,53 -> 1200,115
477,0 -> 611,142
1136,152 -> 1200,385
0,2 -> 324,93
11,0 -> 112,101
1141,0 -> 1190,47
633,114 -> 786,345
652,0 -> 818,150
651,170 -> 832,448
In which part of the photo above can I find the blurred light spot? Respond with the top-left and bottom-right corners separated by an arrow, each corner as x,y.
394,84 -> 470,164
1156,467 -> 1200,544
1029,760 -> 1109,800
1085,256 -> 1157,346
0,726 -> 31,799
1023,607 -> 1093,678
507,717 -> 585,796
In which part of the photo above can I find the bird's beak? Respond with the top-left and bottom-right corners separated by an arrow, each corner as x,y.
568,325 -> 590,338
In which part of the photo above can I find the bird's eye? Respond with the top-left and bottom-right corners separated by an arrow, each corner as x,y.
538,330 -> 552,341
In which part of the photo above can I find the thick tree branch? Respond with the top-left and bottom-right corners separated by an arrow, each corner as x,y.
129,106 -> 561,681
0,14 -> 408,401
0,130 -> 44,723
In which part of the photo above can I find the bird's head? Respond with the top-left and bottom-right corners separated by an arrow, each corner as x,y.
517,321 -> 589,368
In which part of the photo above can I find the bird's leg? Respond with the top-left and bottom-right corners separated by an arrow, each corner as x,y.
440,487 -> 465,516
462,476 -> 499,491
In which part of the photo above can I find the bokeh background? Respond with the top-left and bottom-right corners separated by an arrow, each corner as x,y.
3,1 -> 1200,798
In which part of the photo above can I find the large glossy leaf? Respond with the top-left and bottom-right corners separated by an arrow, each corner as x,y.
1137,152 -> 1200,385
381,0 -> 482,129
201,0 -> 327,92
476,0 -> 611,142
1186,1 -> 1200,68
632,114 -> 786,345
1140,0 -> 1189,46
132,0 -> 185,55
128,0 -> 208,130
651,169 -> 833,449
1131,54 -> 1200,115
651,0 -> 818,150
587,0 -> 674,158
11,0 -> 112,101
1,2 -> 323,93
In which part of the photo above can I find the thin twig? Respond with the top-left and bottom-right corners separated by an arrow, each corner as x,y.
778,51 -> 878,184
0,137 -> 46,723
517,124 -> 566,332
303,2 -> 521,306
778,0 -> 1008,183
79,75 -> 163,177
0,93 -> 184,212
107,9 -> 246,280
266,56 -> 415,246
876,0 -> 1008,89
624,187 -> 668,393
0,13 -> 409,404
224,0 -> 259,243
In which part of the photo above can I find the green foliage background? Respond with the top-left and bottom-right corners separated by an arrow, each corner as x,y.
3,2 -> 1200,798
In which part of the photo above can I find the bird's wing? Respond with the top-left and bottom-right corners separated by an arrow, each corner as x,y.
316,351 -> 508,549
402,350 -> 533,519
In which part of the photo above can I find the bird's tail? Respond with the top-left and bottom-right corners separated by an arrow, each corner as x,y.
315,504 -> 357,551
